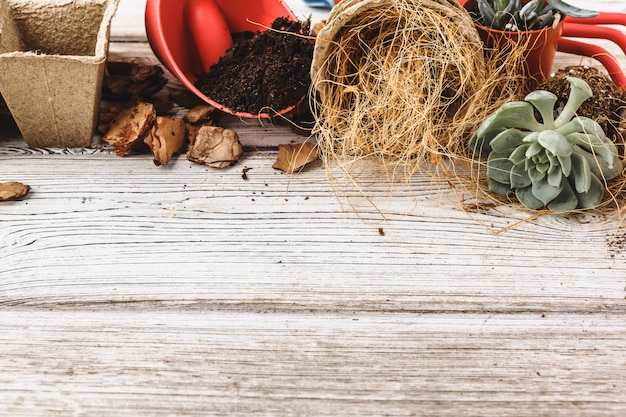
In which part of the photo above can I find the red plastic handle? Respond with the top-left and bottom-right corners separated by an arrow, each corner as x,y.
557,38 -> 626,88
562,22 -> 626,56
566,12 -> 626,26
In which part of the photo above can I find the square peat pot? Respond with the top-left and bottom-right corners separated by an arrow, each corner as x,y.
0,0 -> 119,148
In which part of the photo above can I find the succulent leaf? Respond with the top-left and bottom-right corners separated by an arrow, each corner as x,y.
490,129 -> 527,153
546,180 -> 578,211
516,186 -> 545,209
537,130 -> 572,157
573,174 -> 604,208
570,151 -> 592,193
510,164 -> 531,188
554,77 -> 594,128
546,0 -> 599,19
487,152 -> 515,185
525,90 -> 557,128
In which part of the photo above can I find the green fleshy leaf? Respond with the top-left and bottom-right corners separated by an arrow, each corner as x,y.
546,0 -> 599,19
528,166 -> 544,183
537,130 -> 572,157
525,90 -> 557,129
546,179 -> 578,212
570,151 -> 592,193
489,129 -> 527,153
536,162 -> 549,174
509,145 -> 530,165
574,174 -> 604,209
525,142 -> 543,158
489,178 -> 513,196
516,186 -> 545,209
487,152 -> 514,185
510,164 -> 531,188
478,102 -> 543,135
547,166 -> 562,188
531,175 -> 563,205
557,154 -> 571,177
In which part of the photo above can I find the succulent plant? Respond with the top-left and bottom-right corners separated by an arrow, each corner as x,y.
469,77 -> 623,211
476,0 -> 598,31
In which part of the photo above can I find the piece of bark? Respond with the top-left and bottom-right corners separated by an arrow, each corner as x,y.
97,103 -> 127,133
183,105 -> 218,125
0,181 -> 30,201
187,126 -> 243,168
272,142 -> 319,173
103,61 -> 168,100
144,116 -> 187,166
103,102 -> 156,156
184,105 -> 220,146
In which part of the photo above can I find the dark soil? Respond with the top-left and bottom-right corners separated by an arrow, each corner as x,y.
539,66 -> 626,156
194,17 -> 313,116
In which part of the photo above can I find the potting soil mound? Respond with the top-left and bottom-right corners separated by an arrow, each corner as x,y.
195,18 -> 313,116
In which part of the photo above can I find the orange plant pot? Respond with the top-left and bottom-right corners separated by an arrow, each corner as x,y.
460,0 -> 564,91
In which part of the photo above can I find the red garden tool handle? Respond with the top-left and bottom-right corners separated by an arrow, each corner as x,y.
562,22 -> 626,56
557,37 -> 626,88
566,12 -> 626,26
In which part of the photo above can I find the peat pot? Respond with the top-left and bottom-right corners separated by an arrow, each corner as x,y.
0,0 -> 120,148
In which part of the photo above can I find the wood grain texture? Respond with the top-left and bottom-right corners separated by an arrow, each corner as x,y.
2,0 -> 626,415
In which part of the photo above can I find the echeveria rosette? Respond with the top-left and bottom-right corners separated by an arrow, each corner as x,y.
469,77 -> 623,211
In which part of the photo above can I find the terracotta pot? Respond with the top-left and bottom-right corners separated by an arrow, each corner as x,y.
460,0 -> 564,91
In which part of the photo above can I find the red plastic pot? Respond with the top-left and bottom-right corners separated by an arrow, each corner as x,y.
145,0 -> 298,119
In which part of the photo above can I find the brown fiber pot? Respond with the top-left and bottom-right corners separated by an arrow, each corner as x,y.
460,0 -> 564,91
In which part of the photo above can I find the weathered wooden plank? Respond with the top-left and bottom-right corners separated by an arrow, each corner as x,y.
1,153 -> 625,314
1,311 -> 625,417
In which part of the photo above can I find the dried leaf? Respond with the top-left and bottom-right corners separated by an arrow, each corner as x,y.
272,142 -> 318,173
0,181 -> 30,201
103,102 -> 156,156
144,116 -> 187,166
187,126 -> 243,168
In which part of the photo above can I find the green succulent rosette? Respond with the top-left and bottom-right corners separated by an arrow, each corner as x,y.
469,77 -> 623,211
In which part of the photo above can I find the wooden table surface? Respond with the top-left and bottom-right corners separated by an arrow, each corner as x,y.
2,0 -> 626,416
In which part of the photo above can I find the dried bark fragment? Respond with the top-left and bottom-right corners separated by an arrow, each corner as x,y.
183,105 -> 218,125
103,61 -> 168,100
0,181 -> 30,201
97,103 -> 127,133
187,126 -> 243,168
144,116 -> 187,166
183,105 -> 219,147
272,142 -> 318,173
103,102 -> 156,156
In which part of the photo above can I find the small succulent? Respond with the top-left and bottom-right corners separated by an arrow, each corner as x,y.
469,77 -> 623,211
477,0 -> 598,31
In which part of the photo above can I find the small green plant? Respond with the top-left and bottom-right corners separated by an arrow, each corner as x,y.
476,0 -> 598,31
469,77 -> 623,211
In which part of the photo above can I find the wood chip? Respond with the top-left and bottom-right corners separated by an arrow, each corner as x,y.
272,142 -> 318,173
144,116 -> 187,166
103,61 -> 168,100
0,181 -> 30,201
102,102 -> 156,156
184,106 -> 220,147
187,126 -> 243,168
183,105 -> 218,125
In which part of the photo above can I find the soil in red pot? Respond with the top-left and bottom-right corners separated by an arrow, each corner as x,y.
194,17 -> 313,116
